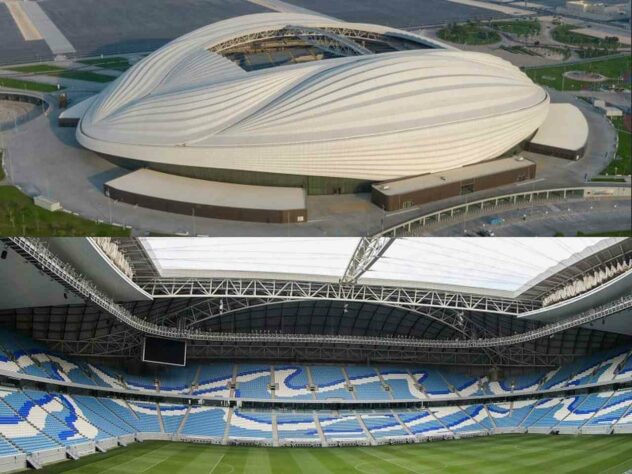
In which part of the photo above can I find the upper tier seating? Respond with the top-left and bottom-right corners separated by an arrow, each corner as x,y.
542,346 -> 632,390
488,373 -> 544,395
274,366 -> 313,400
378,368 -> 424,400
410,368 -> 456,398
85,364 -> 127,390
0,328 -> 630,401
159,366 -> 198,394
345,367 -> 387,401
310,366 -> 352,400
615,355 -> 632,380
124,373 -> 157,392
234,365 -> 271,399
0,331 -> 95,384
441,372 -> 487,397
192,363 -> 234,398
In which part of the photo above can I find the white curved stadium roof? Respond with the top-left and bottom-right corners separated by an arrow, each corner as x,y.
140,237 -> 621,297
76,13 -> 549,181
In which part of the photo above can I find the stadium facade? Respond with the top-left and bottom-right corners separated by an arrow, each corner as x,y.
0,236 -> 630,471
70,13 -> 550,195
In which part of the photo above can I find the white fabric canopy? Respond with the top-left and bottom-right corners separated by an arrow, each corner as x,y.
140,237 -> 620,296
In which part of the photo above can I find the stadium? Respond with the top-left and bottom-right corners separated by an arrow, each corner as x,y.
67,13 -> 550,196
0,236 -> 630,472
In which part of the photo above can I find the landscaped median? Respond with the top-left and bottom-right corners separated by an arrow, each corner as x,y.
0,76 -> 60,93
524,55 -> 631,91
0,151 -> 129,236
437,22 -> 500,45
492,19 -> 540,37
8,64 -> 116,83
78,56 -> 132,72
0,186 -> 130,236
552,23 -> 622,58
603,116 -> 632,177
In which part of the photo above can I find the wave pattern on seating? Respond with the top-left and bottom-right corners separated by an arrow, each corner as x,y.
1,324 -> 630,402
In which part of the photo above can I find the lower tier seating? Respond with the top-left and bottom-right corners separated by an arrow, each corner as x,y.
0,385 -> 630,456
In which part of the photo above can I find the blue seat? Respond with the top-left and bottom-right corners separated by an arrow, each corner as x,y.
234,365 -> 271,399
276,413 -> 319,440
274,366 -> 313,400
181,407 -> 227,437
361,413 -> 408,438
318,412 -> 366,440
228,410 -> 273,439
345,367 -> 386,401
397,410 -> 450,436
310,366 -> 352,400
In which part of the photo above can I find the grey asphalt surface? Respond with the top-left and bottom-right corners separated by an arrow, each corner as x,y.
39,0 -> 269,58
282,0 -> 508,28
0,0 -> 269,65
0,3 -> 53,65
421,199 -> 632,236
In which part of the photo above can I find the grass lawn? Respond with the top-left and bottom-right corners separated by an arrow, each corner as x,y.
32,435 -> 632,473
78,57 -> 131,71
492,19 -> 540,36
603,116 -> 632,176
0,76 -> 60,92
552,24 -> 620,50
577,229 -> 632,236
437,23 -> 500,45
0,186 -> 129,236
525,55 -> 631,91
8,64 -> 115,83
500,45 -> 540,56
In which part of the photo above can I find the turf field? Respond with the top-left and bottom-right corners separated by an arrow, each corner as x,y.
34,434 -> 632,474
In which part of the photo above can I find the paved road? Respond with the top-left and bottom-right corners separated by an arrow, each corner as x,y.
422,198 -> 632,236
281,0 -> 508,27
0,3 -> 52,66
0,0 -> 269,65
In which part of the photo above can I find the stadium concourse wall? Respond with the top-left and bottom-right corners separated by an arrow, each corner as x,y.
0,91 -> 50,133
99,153 -> 372,196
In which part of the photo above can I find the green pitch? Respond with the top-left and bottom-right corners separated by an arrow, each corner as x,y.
34,434 -> 632,474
